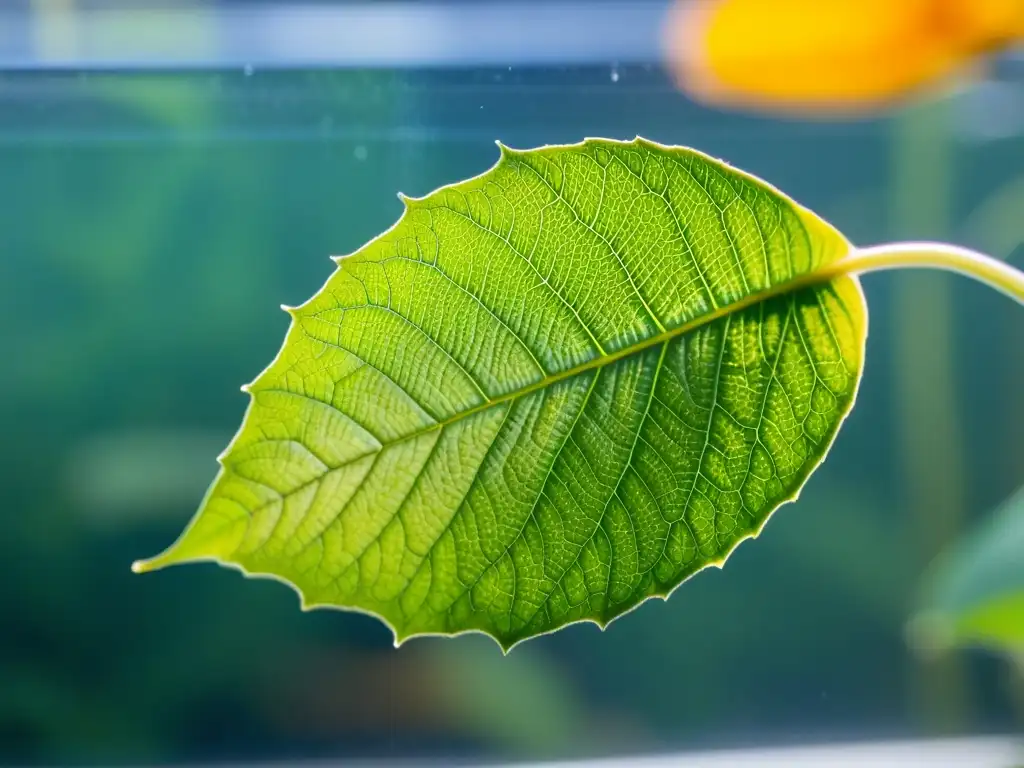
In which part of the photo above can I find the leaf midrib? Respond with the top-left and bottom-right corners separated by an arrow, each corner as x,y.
281,261 -> 855,473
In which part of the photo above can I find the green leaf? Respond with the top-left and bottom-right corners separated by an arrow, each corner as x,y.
135,137 -> 867,650
911,486 -> 1024,656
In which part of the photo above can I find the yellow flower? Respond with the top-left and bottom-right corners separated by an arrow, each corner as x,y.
664,0 -> 1024,115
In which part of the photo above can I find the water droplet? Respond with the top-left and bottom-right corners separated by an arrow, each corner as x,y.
354,145 -> 368,161
610,67 -> 620,83
244,64 -> 254,77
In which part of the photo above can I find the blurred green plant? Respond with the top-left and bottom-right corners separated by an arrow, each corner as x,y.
910,485 -> 1024,658
134,138 -> 1024,651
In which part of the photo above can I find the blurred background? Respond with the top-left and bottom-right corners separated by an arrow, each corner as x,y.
2,0 -> 1024,765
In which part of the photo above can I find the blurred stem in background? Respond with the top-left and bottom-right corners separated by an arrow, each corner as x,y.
1009,298 -> 1024,510
960,173 -> 1024,491
31,0 -> 75,60
1002,262 -> 1024,511
890,98 -> 970,731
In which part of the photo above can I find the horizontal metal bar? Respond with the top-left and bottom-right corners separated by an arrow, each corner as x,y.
526,737 -> 1023,768
78,736 -> 1021,768
0,1 -> 670,69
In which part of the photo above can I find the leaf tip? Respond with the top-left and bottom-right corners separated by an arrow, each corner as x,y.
131,555 -> 167,574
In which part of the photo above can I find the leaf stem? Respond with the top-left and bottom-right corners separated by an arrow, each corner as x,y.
825,242 -> 1024,305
